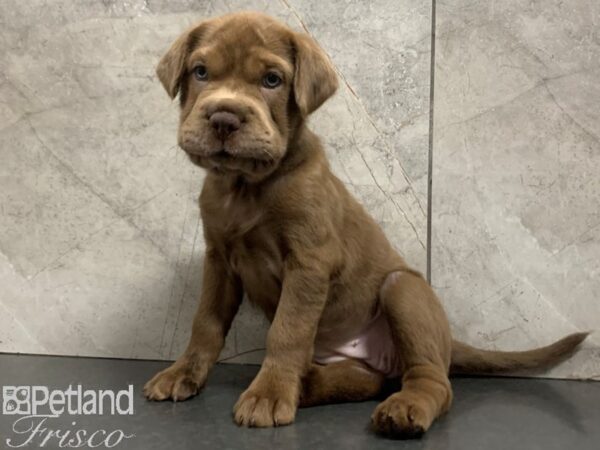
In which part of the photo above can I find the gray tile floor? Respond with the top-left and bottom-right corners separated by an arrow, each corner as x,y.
0,354 -> 598,449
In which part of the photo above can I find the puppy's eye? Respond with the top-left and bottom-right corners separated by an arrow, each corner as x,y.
193,65 -> 208,81
262,72 -> 282,89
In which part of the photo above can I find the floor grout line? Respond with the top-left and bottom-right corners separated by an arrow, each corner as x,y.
427,0 -> 437,283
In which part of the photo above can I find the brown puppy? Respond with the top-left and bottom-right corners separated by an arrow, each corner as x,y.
143,12 -> 588,438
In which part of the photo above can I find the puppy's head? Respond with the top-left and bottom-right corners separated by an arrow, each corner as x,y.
157,12 -> 338,181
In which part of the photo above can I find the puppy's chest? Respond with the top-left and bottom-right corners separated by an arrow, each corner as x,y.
208,194 -> 285,311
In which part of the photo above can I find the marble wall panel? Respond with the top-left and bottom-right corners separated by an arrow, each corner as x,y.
432,0 -> 600,379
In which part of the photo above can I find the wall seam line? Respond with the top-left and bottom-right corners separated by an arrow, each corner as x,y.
427,0 -> 437,283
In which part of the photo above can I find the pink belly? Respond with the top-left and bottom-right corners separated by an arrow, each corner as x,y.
313,309 -> 402,378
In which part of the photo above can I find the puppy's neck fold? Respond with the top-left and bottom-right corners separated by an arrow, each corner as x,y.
281,122 -> 325,173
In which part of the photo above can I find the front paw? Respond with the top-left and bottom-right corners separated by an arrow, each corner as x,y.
143,359 -> 208,402
233,384 -> 297,427
371,392 -> 432,438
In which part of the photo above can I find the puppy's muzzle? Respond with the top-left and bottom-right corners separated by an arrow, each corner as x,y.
210,111 -> 241,142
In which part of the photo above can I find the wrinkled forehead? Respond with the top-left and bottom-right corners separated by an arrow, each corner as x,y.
187,17 -> 294,78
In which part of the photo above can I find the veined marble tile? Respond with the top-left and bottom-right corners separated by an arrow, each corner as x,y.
432,0 -> 600,379
0,0 -> 429,364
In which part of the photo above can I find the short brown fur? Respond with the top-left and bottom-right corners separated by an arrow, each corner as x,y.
144,12 -> 588,438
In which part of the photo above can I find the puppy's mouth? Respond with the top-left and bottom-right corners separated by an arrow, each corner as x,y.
186,146 -> 273,162
186,147 -> 278,177
210,148 -> 236,161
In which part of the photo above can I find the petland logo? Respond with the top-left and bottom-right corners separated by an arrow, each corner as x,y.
2,385 -> 135,448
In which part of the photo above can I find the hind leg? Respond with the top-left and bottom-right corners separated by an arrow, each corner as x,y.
372,269 -> 453,438
300,359 -> 385,407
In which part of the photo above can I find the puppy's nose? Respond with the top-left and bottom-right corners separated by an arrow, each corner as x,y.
209,111 -> 241,141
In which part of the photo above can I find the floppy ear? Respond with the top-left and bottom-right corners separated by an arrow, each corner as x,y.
292,33 -> 339,116
156,23 -> 207,99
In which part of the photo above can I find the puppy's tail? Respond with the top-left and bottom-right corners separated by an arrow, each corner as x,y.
449,332 -> 589,375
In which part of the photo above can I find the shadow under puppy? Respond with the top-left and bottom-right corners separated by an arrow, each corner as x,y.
143,12 -> 588,438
